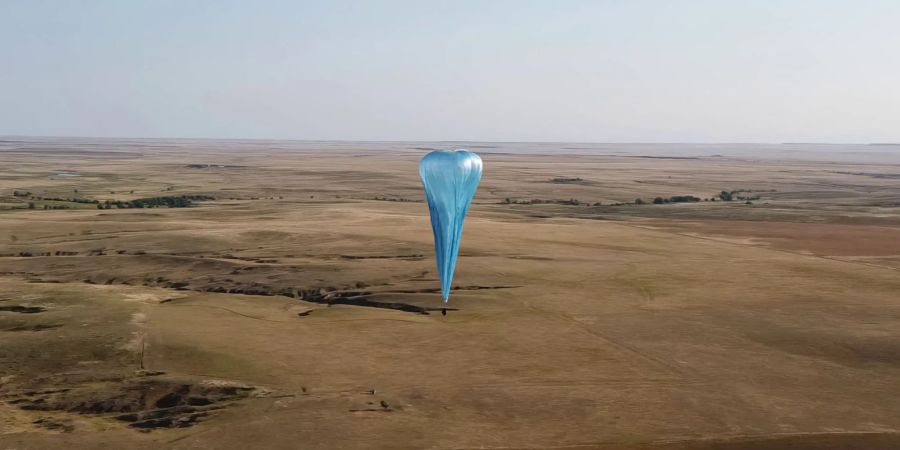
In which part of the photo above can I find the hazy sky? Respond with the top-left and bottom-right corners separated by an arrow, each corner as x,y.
2,1 -> 899,142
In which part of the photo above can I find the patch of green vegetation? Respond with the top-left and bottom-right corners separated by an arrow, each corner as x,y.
104,195 -> 215,209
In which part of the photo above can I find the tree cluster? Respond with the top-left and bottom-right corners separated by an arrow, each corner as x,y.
102,195 -> 215,209
548,177 -> 584,184
718,190 -> 761,201
503,198 -> 584,205
650,195 -> 701,204
372,196 -> 416,202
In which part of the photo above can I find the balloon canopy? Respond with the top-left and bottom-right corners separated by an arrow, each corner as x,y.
419,150 -> 483,302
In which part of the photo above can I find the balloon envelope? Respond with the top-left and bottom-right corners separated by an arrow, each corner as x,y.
419,150 -> 483,302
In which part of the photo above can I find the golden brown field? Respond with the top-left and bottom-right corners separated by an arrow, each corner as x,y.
2,137 -> 900,449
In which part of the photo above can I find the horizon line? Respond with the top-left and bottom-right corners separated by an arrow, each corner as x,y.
1,134 -> 897,147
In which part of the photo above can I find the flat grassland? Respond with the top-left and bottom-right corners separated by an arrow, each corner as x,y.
2,138 -> 900,449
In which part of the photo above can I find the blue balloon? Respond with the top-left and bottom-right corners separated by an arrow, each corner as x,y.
419,150 -> 483,302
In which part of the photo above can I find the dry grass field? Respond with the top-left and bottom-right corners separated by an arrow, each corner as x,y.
2,137 -> 900,449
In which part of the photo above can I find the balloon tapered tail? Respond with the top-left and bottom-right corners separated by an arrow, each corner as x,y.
419,149 -> 482,303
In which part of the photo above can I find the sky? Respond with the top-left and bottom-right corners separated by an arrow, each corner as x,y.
2,1 -> 899,142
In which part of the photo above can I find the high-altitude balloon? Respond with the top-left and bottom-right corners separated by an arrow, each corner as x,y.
419,150 -> 483,303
